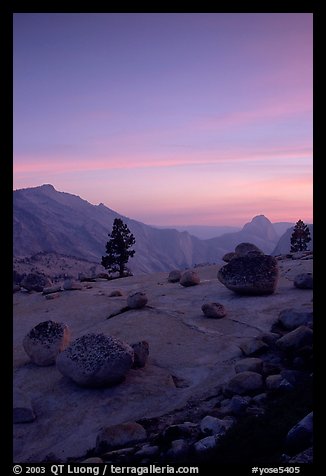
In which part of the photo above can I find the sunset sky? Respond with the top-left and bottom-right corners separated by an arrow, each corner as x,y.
13,13 -> 313,226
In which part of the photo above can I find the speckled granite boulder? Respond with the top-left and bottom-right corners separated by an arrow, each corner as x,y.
218,255 -> 279,295
23,320 -> 70,366
56,333 -> 134,387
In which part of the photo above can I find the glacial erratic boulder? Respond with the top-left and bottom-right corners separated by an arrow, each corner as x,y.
23,320 -> 70,366
217,255 -> 279,295
56,333 -> 134,387
180,270 -> 200,287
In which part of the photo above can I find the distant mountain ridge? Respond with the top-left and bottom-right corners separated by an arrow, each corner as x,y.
13,185 -> 306,274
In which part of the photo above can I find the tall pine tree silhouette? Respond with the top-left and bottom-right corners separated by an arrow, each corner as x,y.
290,219 -> 311,252
101,218 -> 136,277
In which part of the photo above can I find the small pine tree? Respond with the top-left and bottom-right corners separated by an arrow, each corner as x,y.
101,218 -> 136,277
290,219 -> 311,252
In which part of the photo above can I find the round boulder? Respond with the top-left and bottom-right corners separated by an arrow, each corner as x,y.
217,255 -> 279,295
180,270 -> 200,287
21,273 -> 52,292
56,333 -> 134,387
23,320 -> 70,366
201,302 -> 226,319
294,273 -> 313,289
168,270 -> 182,283
127,292 -> 148,309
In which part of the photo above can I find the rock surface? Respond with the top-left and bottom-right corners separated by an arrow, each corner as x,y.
13,259 -> 313,463
217,255 -> 279,295
23,320 -> 70,366
278,309 -> 313,330
276,326 -> 313,351
56,333 -> 134,387
131,341 -> 149,368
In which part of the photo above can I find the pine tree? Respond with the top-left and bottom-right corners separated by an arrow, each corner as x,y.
290,219 -> 311,252
101,218 -> 136,277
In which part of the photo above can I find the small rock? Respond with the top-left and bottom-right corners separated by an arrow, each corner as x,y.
260,332 -> 280,345
45,292 -> 60,300
166,439 -> 190,459
163,422 -> 198,441
13,284 -> 21,293
194,435 -> 218,454
127,292 -> 148,309
262,361 -> 281,376
235,357 -> 263,374
42,285 -> 62,295
180,270 -> 200,287
265,374 -> 283,390
278,309 -> 313,330
96,422 -> 147,453
63,279 -> 83,290
56,333 -> 134,387
276,326 -> 313,351
201,302 -> 227,319
226,371 -> 264,396
13,389 -> 36,423
285,412 -> 313,455
168,270 -> 182,283
288,446 -> 313,463
23,320 -> 70,366
131,341 -> 149,368
109,290 -> 123,297
252,393 -> 267,405
200,415 -> 233,436
135,445 -> 159,459
240,339 -> 269,356
228,395 -> 251,415
79,274 -> 96,282
294,273 -> 313,289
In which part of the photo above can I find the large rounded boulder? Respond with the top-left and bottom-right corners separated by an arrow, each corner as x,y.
217,255 -> 279,295
56,333 -> 134,387
23,320 -> 71,366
